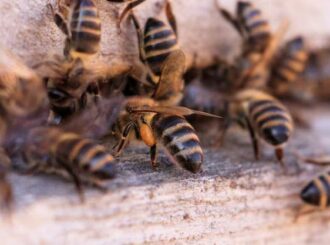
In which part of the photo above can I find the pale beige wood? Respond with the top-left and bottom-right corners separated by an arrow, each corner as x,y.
0,0 -> 330,244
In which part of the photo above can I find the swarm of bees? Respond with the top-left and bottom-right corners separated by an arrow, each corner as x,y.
1,0 -> 330,218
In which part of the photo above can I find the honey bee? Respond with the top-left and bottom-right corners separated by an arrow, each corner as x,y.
112,47 -> 217,173
291,155 -> 330,217
301,171 -> 330,209
116,0 -> 181,92
302,46 -> 330,101
217,1 -> 271,54
22,126 -> 117,200
0,45 -> 48,210
36,0 -> 130,124
224,89 -> 294,165
217,1 -> 288,90
114,97 -> 221,173
49,0 -> 101,60
269,36 -> 308,96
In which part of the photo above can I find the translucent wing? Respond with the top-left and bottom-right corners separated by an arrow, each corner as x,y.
153,50 -> 185,100
128,105 -> 222,118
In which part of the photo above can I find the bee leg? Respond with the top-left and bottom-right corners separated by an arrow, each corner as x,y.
114,122 -> 134,157
214,0 -> 244,37
275,147 -> 287,171
58,161 -> 85,203
245,117 -> 260,160
117,0 -> 147,28
165,0 -> 177,37
47,0 -> 70,36
150,145 -> 159,169
130,12 -> 146,63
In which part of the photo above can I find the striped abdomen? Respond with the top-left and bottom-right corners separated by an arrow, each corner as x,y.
70,0 -> 101,56
248,99 -> 293,146
54,133 -> 116,180
238,1 -> 270,52
301,172 -> 330,207
151,114 -> 203,173
144,18 -> 179,76
271,37 -> 308,85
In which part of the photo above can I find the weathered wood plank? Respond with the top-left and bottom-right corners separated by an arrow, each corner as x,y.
0,110 -> 330,244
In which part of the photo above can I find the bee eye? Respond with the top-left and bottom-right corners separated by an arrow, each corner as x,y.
48,89 -> 68,102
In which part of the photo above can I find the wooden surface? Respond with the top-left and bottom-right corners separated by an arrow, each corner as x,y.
0,107 -> 329,244
1,0 -> 330,244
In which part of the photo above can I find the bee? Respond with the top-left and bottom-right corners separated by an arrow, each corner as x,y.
49,0 -> 101,60
22,127 -> 117,200
269,36 -> 308,96
301,171 -> 330,209
0,45 -> 48,210
113,50 -> 220,173
114,97 -> 221,173
217,1 -> 271,54
224,89 -> 294,165
302,46 -> 330,101
36,0 -> 130,124
217,1 -> 288,90
114,0 -> 181,91
290,155 -> 330,218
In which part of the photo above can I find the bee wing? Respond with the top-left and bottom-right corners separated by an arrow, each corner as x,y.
128,105 -> 222,118
153,50 -> 185,100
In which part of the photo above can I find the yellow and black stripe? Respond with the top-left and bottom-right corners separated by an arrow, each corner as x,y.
53,132 -> 116,180
301,172 -> 330,208
238,1 -> 270,52
270,37 -> 308,91
70,0 -> 101,56
248,99 -> 293,146
151,114 -> 203,173
144,18 -> 179,76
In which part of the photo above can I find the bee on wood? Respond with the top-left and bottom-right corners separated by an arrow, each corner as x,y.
301,171 -> 330,209
22,126 -> 117,200
114,97 -> 221,173
269,36 -> 308,97
223,89 -> 294,166
35,0 -> 130,124
113,50 -> 220,173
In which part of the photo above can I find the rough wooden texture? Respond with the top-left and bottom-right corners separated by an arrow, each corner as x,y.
0,109 -> 329,244
0,0 -> 330,244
